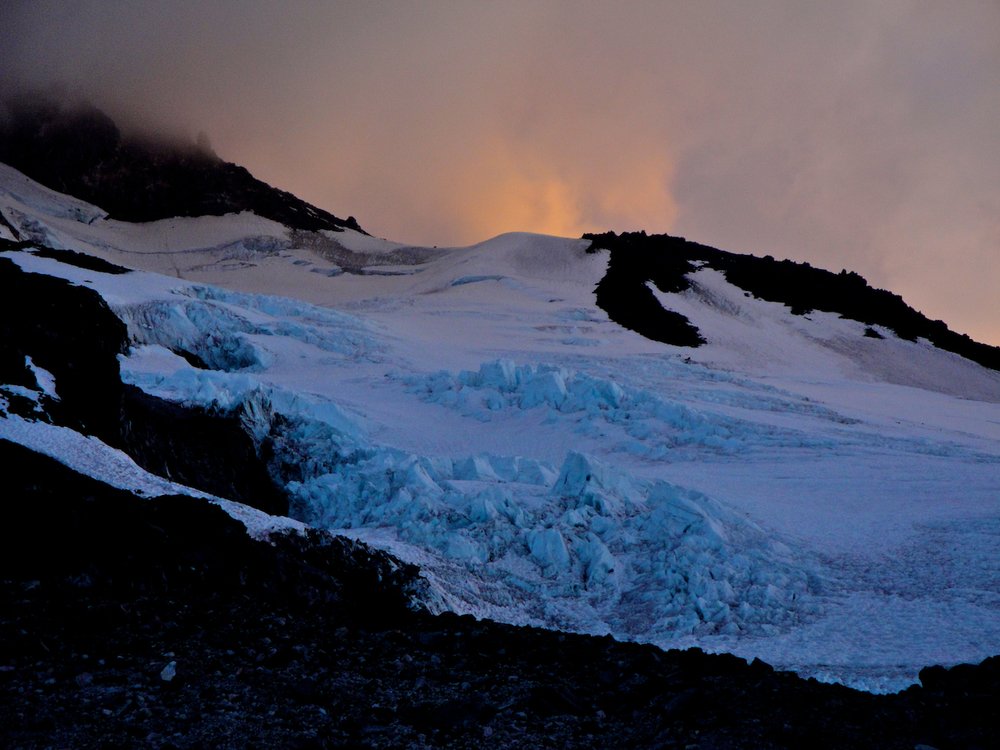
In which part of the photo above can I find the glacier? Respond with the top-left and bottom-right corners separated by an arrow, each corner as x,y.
2,166 -> 999,694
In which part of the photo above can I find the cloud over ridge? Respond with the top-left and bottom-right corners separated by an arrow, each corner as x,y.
1,0 -> 997,343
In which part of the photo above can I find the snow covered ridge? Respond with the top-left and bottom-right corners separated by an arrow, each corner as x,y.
0,414 -> 306,542
585,231 -> 1000,371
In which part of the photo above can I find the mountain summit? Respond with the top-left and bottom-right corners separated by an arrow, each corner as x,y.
0,93 -> 363,232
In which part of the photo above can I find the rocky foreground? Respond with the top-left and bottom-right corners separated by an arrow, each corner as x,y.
1,440 -> 997,750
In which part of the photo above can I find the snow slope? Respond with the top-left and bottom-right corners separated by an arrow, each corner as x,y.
2,165 -> 998,693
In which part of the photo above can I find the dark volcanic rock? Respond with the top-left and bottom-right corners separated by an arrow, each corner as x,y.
585,231 -> 1000,371
30,246 -> 131,275
0,94 -> 364,233
0,252 -> 288,514
589,231 -> 705,347
0,254 -> 127,439
0,439 -> 422,613
119,385 -> 287,516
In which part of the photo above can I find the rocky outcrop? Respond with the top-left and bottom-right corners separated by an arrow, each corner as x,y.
585,231 -> 1000,370
588,231 -> 705,347
0,251 -> 288,514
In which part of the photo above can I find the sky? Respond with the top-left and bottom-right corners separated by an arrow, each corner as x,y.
2,1 -> 998,344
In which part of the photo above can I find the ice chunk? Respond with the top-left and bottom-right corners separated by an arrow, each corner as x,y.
526,528 -> 571,571
476,359 -> 519,392
520,369 -> 568,409
453,455 -> 502,482
514,458 -> 558,487
469,494 -> 500,523
551,452 -> 642,515
401,458 -> 444,497
576,534 -> 617,585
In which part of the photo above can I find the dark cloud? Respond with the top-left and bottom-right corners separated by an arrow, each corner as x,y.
1,0 -> 997,342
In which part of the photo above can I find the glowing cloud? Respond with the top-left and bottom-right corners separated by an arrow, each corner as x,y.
1,1 -> 997,342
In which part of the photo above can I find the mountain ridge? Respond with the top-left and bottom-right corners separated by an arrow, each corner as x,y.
585,230 -> 1000,371
2,93 -> 997,375
0,93 -> 364,234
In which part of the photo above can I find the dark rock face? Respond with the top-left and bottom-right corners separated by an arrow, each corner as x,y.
1,439 -> 998,750
586,231 -> 1000,371
0,94 -> 364,233
119,385 -> 287,516
0,252 -> 288,515
0,254 -> 127,439
589,232 -> 705,347
29,246 -> 131,275
0,439 -> 423,614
